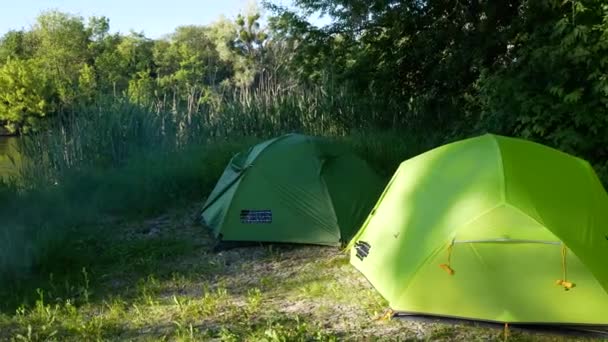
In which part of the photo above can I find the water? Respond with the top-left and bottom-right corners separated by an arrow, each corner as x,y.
0,137 -> 19,180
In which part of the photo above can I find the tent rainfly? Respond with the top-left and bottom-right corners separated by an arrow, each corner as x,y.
202,134 -> 384,247
349,134 -> 608,325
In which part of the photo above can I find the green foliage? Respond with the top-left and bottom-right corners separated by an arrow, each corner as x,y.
77,64 -> 97,103
0,59 -> 50,133
0,7 -> 278,133
478,0 -> 608,169
272,0 -> 608,181
1,2 -> 607,177
32,11 -> 91,107
0,30 -> 34,61
0,75 -> 415,300
127,69 -> 156,105
344,129 -> 445,179
233,11 -> 269,86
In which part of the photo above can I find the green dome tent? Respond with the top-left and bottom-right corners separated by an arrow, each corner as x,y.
202,134 -> 384,247
349,134 -> 608,325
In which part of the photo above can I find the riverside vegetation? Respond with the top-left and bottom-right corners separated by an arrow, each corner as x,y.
1,1 -> 607,340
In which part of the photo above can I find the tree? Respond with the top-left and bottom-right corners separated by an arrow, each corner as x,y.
268,0 -> 523,128
167,26 -> 226,117
0,59 -> 50,133
203,11 -> 269,88
127,69 -> 156,106
0,30 -> 35,62
87,16 -> 110,42
93,33 -> 128,96
78,63 -> 97,103
233,12 -> 269,87
235,13 -> 268,60
478,0 -> 608,164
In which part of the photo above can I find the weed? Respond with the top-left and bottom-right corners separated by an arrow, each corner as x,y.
259,276 -> 273,290
137,275 -> 162,307
172,321 -> 196,341
80,268 -> 90,304
198,286 -> 228,317
13,324 -> 58,342
245,288 -> 263,318
218,326 -> 240,342
258,316 -> 338,342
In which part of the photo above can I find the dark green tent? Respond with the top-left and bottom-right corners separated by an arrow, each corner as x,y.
201,134 -> 384,246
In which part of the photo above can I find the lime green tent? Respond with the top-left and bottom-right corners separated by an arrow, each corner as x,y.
202,134 -> 384,247
349,134 -> 608,325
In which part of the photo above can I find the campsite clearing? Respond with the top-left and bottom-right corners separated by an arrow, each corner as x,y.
0,203 -> 603,341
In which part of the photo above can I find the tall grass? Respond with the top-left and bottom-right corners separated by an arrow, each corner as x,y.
16,79 -> 420,188
18,85 -> 365,184
0,81 -> 437,307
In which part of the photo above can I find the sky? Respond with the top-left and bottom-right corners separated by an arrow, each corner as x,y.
0,0 -> 329,38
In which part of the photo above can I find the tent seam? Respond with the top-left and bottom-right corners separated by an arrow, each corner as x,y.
201,169 -> 246,214
215,176 -> 246,238
246,133 -> 295,166
490,134 -> 506,203
307,136 -> 341,240
205,134 -> 294,236
202,137 -> 287,214
503,203 -> 548,228
345,167 -> 401,250
318,159 -> 342,241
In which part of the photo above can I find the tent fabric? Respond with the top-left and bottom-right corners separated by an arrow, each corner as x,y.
349,133 -> 608,325
202,134 -> 384,247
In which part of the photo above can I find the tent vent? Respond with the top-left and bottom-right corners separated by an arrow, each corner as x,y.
355,241 -> 371,261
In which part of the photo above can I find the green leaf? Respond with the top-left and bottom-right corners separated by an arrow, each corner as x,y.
563,88 -> 583,103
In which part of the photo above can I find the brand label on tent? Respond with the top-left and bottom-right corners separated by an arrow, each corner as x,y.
354,240 -> 371,261
240,209 -> 272,224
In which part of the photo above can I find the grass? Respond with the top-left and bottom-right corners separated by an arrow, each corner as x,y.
0,135 -> 261,283
2,128 -> 607,340
0,205 -> 604,341
2,84 -> 607,340
0,106 -> 434,286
